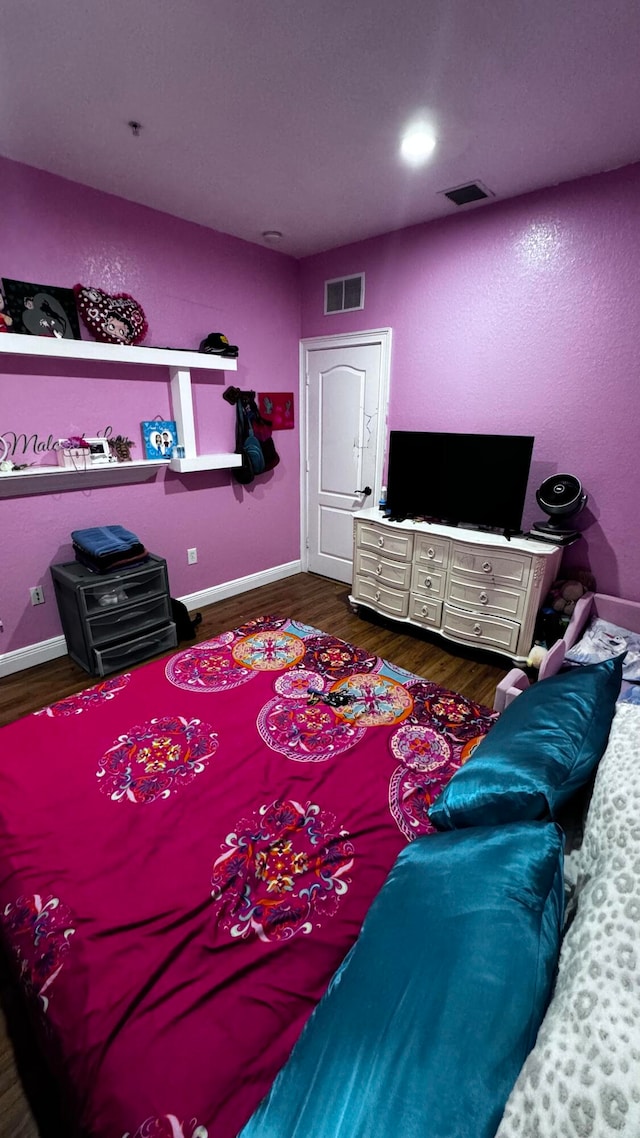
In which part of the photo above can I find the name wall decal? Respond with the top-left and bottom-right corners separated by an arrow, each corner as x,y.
1,427 -> 114,458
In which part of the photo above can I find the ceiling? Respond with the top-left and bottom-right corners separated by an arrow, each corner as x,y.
2,0 -> 640,258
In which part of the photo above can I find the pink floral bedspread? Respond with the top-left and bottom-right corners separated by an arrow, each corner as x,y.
0,617 -> 496,1138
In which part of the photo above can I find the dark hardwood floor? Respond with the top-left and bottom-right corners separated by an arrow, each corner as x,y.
0,572 -> 507,1136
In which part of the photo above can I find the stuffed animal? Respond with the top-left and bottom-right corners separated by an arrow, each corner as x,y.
545,572 -> 595,617
527,644 -> 549,670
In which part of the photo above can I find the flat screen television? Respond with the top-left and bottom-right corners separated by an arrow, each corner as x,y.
385,431 -> 535,535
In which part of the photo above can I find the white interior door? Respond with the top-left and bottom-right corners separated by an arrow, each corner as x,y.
302,332 -> 390,583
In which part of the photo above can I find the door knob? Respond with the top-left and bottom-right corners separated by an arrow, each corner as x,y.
353,485 -> 372,496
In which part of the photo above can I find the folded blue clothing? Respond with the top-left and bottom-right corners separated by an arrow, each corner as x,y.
71,525 -> 141,556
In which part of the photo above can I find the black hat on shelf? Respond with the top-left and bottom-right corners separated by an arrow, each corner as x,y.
199,332 -> 239,358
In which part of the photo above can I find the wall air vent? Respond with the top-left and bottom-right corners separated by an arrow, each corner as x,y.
324,273 -> 365,315
441,181 -> 494,207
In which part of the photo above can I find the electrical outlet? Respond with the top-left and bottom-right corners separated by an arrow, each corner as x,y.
30,586 -> 45,606
187,547 -> 198,565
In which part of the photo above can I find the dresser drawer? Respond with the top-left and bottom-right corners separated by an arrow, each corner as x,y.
355,550 -> 412,591
411,564 -> 447,600
450,543 -> 531,589
446,576 -> 526,622
356,522 -> 414,562
86,595 -> 172,647
353,576 -> 409,618
93,622 -> 178,676
409,595 -> 443,628
79,562 -> 168,617
442,604 -> 520,654
414,534 -> 450,571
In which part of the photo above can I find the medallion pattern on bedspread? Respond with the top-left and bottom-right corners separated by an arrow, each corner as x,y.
34,673 -> 131,717
123,1117 -> 208,1138
165,638 -> 256,693
301,633 -> 381,680
97,716 -> 219,803
211,799 -> 355,942
257,696 -> 365,761
387,716 -> 491,840
231,630 -> 306,670
2,895 -> 75,1012
406,680 -> 497,741
329,673 -> 414,727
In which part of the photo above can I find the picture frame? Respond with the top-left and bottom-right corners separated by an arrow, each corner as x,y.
141,420 -> 178,459
2,278 -> 81,340
84,437 -> 112,465
257,392 -> 294,430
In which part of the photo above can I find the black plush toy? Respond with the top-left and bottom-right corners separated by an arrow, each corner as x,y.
171,598 -> 203,642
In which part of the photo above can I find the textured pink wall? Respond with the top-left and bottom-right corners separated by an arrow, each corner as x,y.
0,157 -> 300,654
300,164 -> 640,601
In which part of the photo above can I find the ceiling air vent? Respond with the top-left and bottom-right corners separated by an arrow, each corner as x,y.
324,273 -> 365,315
441,181 -> 494,207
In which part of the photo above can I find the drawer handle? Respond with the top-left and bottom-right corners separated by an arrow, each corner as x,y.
421,605 -> 429,615
425,576 -> 432,588
479,592 -> 488,605
375,589 -> 381,601
482,561 -> 492,573
473,623 -> 482,636
378,536 -> 384,548
375,564 -> 383,576
427,547 -> 435,559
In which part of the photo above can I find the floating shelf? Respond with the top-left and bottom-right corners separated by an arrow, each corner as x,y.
0,460 -> 168,498
0,332 -> 238,372
1,333 -> 242,492
169,453 -> 242,473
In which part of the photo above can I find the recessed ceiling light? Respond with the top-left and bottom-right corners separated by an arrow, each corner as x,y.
262,230 -> 283,244
400,123 -> 436,167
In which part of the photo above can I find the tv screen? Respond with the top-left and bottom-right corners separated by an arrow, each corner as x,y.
385,431 -> 534,534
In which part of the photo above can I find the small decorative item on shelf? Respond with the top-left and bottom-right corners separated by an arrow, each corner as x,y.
141,418 -> 178,459
0,288 -> 13,332
2,278 -> 81,339
74,284 -> 148,345
198,332 -> 239,358
57,436 -> 91,470
108,434 -> 135,463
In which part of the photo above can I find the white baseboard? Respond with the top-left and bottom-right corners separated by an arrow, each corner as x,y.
0,634 -> 68,678
0,560 -> 303,679
178,559 -> 301,611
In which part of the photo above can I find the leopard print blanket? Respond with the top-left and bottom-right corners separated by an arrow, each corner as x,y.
497,702 -> 640,1138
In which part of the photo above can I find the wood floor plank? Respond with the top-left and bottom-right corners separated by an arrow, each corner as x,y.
0,571 -> 507,1134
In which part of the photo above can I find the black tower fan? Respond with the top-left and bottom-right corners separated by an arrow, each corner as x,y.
532,474 -> 588,544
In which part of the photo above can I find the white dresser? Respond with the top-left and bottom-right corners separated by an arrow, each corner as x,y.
350,508 -> 563,664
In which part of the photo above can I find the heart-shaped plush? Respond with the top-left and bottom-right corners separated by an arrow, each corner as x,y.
74,284 -> 148,345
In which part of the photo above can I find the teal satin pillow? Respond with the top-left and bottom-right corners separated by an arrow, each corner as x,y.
429,656 -> 622,831
238,823 -> 564,1138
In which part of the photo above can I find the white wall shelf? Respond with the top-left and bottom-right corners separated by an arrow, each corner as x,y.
169,453 -> 242,473
0,332 -> 238,372
0,459 -> 167,498
1,333 -> 241,489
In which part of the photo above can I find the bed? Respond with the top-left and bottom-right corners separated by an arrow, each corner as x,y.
0,615 -> 497,1138
493,591 -> 640,712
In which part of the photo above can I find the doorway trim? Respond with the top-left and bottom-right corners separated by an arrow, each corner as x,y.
298,327 -> 393,572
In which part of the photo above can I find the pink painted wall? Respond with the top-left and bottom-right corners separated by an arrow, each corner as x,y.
300,164 -> 640,602
0,157 -> 301,654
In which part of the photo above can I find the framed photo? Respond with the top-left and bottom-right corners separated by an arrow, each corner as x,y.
141,420 -> 178,459
85,437 -> 112,465
258,392 -> 294,430
2,278 -> 81,339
